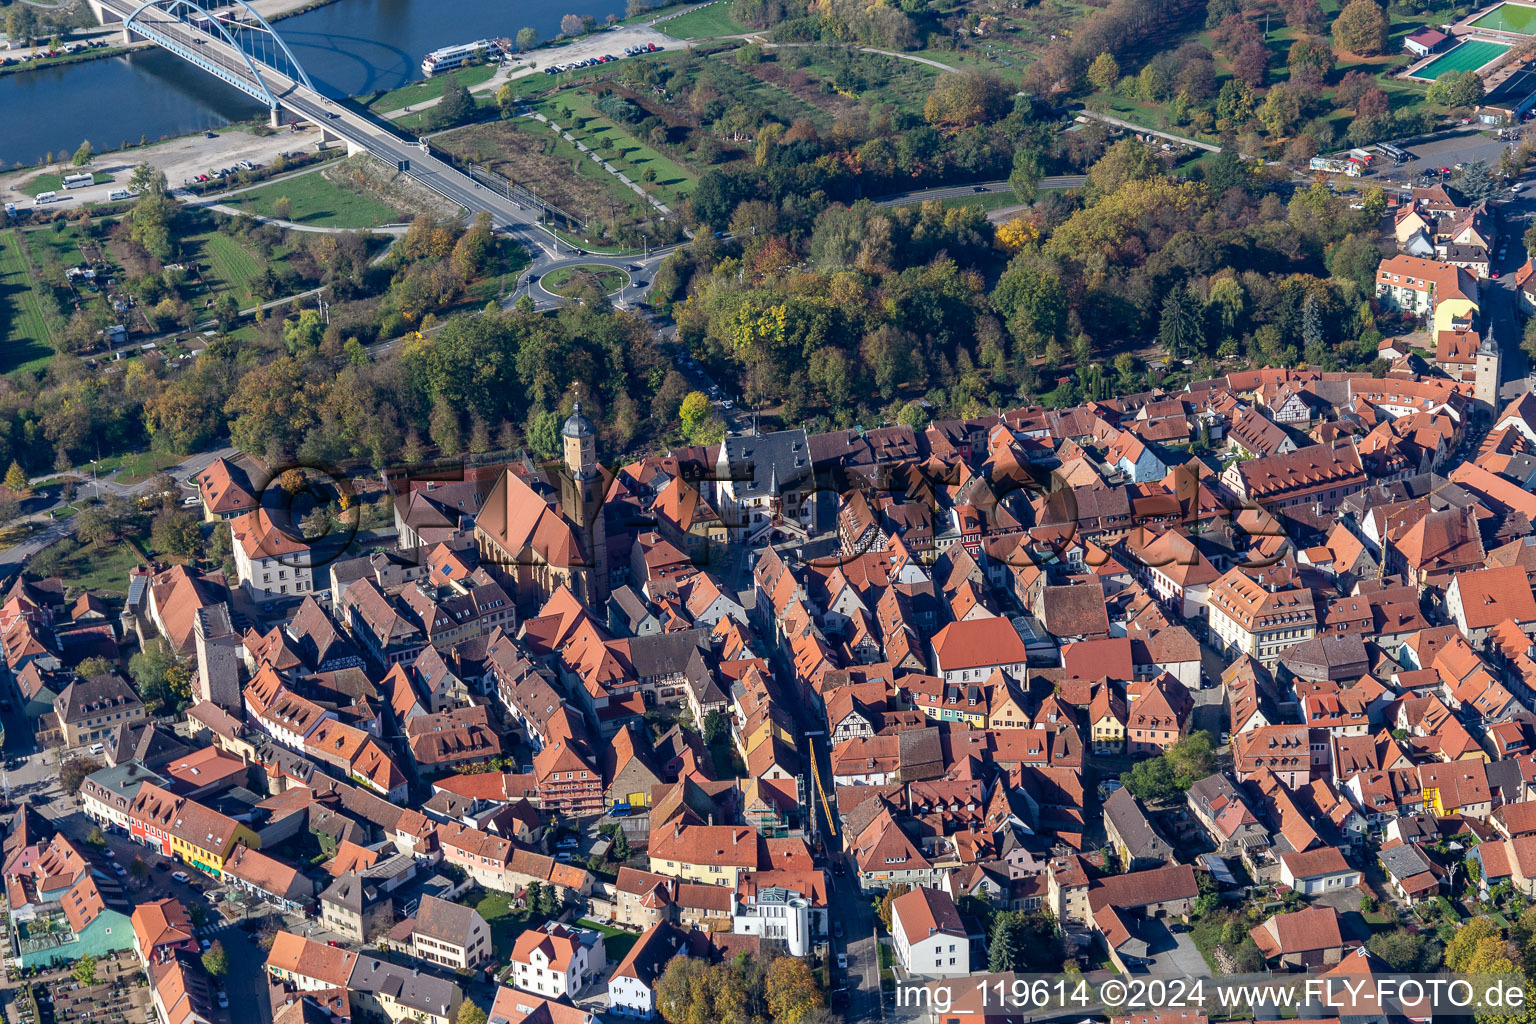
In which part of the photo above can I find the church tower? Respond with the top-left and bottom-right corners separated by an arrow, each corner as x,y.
560,402 -> 608,602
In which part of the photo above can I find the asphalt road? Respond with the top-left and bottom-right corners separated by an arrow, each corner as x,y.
0,445 -> 234,572
874,176 -> 1086,207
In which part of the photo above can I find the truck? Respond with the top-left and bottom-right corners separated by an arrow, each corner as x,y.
62,172 -> 92,189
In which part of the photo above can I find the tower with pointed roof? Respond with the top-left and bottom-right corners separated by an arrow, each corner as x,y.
559,401 -> 608,604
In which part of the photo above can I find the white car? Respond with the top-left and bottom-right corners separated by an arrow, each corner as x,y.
172,871 -> 190,883
217,992 -> 229,1009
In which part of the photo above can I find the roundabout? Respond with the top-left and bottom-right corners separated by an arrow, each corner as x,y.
539,263 -> 631,298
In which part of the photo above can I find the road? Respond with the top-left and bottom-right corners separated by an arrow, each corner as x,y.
93,0 -> 569,256
0,444 -> 234,571
874,176 -> 1086,207
1076,110 -> 1220,153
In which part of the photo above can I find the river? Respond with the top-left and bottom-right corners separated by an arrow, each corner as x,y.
1,0 -> 631,168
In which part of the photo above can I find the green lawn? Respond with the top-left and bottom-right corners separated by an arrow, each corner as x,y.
224,170 -> 407,228
543,264 -> 628,295
463,238 -> 533,304
36,538 -> 143,593
24,171 -> 113,194
540,94 -> 697,207
576,919 -> 638,962
659,2 -> 749,38
114,451 -> 186,485
366,62 -> 501,114
191,232 -> 267,302
473,889 -> 552,961
0,230 -> 56,375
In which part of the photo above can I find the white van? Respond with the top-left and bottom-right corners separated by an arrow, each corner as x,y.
108,189 -> 135,201
33,191 -> 57,204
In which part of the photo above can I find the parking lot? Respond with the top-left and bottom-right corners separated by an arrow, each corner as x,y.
1371,128 -> 1522,187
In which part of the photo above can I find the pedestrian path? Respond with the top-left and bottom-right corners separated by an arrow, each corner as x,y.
522,111 -> 673,215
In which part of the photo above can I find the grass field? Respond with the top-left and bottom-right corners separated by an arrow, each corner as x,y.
24,171 -> 113,194
192,232 -> 266,301
435,117 -> 651,225
540,94 -> 698,207
225,170 -> 407,228
543,263 -> 629,295
0,230 -> 56,375
365,62 -> 500,115
659,2 -> 749,38
1471,2 -> 1536,34
1411,39 -> 1510,79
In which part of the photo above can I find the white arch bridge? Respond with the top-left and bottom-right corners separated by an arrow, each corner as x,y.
89,0 -> 315,119
84,0 -> 577,252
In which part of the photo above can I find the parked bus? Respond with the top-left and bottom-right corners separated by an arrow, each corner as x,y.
62,173 -> 93,189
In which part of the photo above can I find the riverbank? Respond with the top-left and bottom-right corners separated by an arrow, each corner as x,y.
0,0 -> 335,82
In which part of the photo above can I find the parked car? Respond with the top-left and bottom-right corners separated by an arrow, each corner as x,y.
172,871 -> 190,883
836,953 -> 848,969
216,992 -> 229,1009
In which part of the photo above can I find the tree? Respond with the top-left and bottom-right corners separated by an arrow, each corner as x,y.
765,956 -> 824,1024
151,508 -> 201,559
272,195 -> 293,221
1216,78 -> 1257,131
922,71 -> 1008,128
1087,52 -> 1120,91
679,390 -> 712,438
1233,41 -> 1269,87
516,26 -> 538,51
702,710 -> 726,744
497,82 -> 516,118
1448,70 -> 1486,107
656,955 -> 714,1024
1333,0 -> 1389,56
1327,233 -> 1383,292
561,13 -> 583,35
4,461 -> 29,496
73,953 -> 98,986
86,826 -> 107,848
77,656 -> 113,677
989,912 -> 1019,972
1370,928 -> 1434,971
1157,285 -> 1205,358
436,78 -> 475,126
528,409 -> 561,460
61,757 -> 104,796
1009,147 -> 1045,205
72,140 -> 94,167
1456,160 -> 1502,204
1165,732 -> 1216,787
457,1001 -> 489,1024
535,882 -> 558,917
202,940 -> 228,978
130,858 -> 148,880
996,217 -> 1039,253
1120,756 -> 1178,801
878,883 -> 912,931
